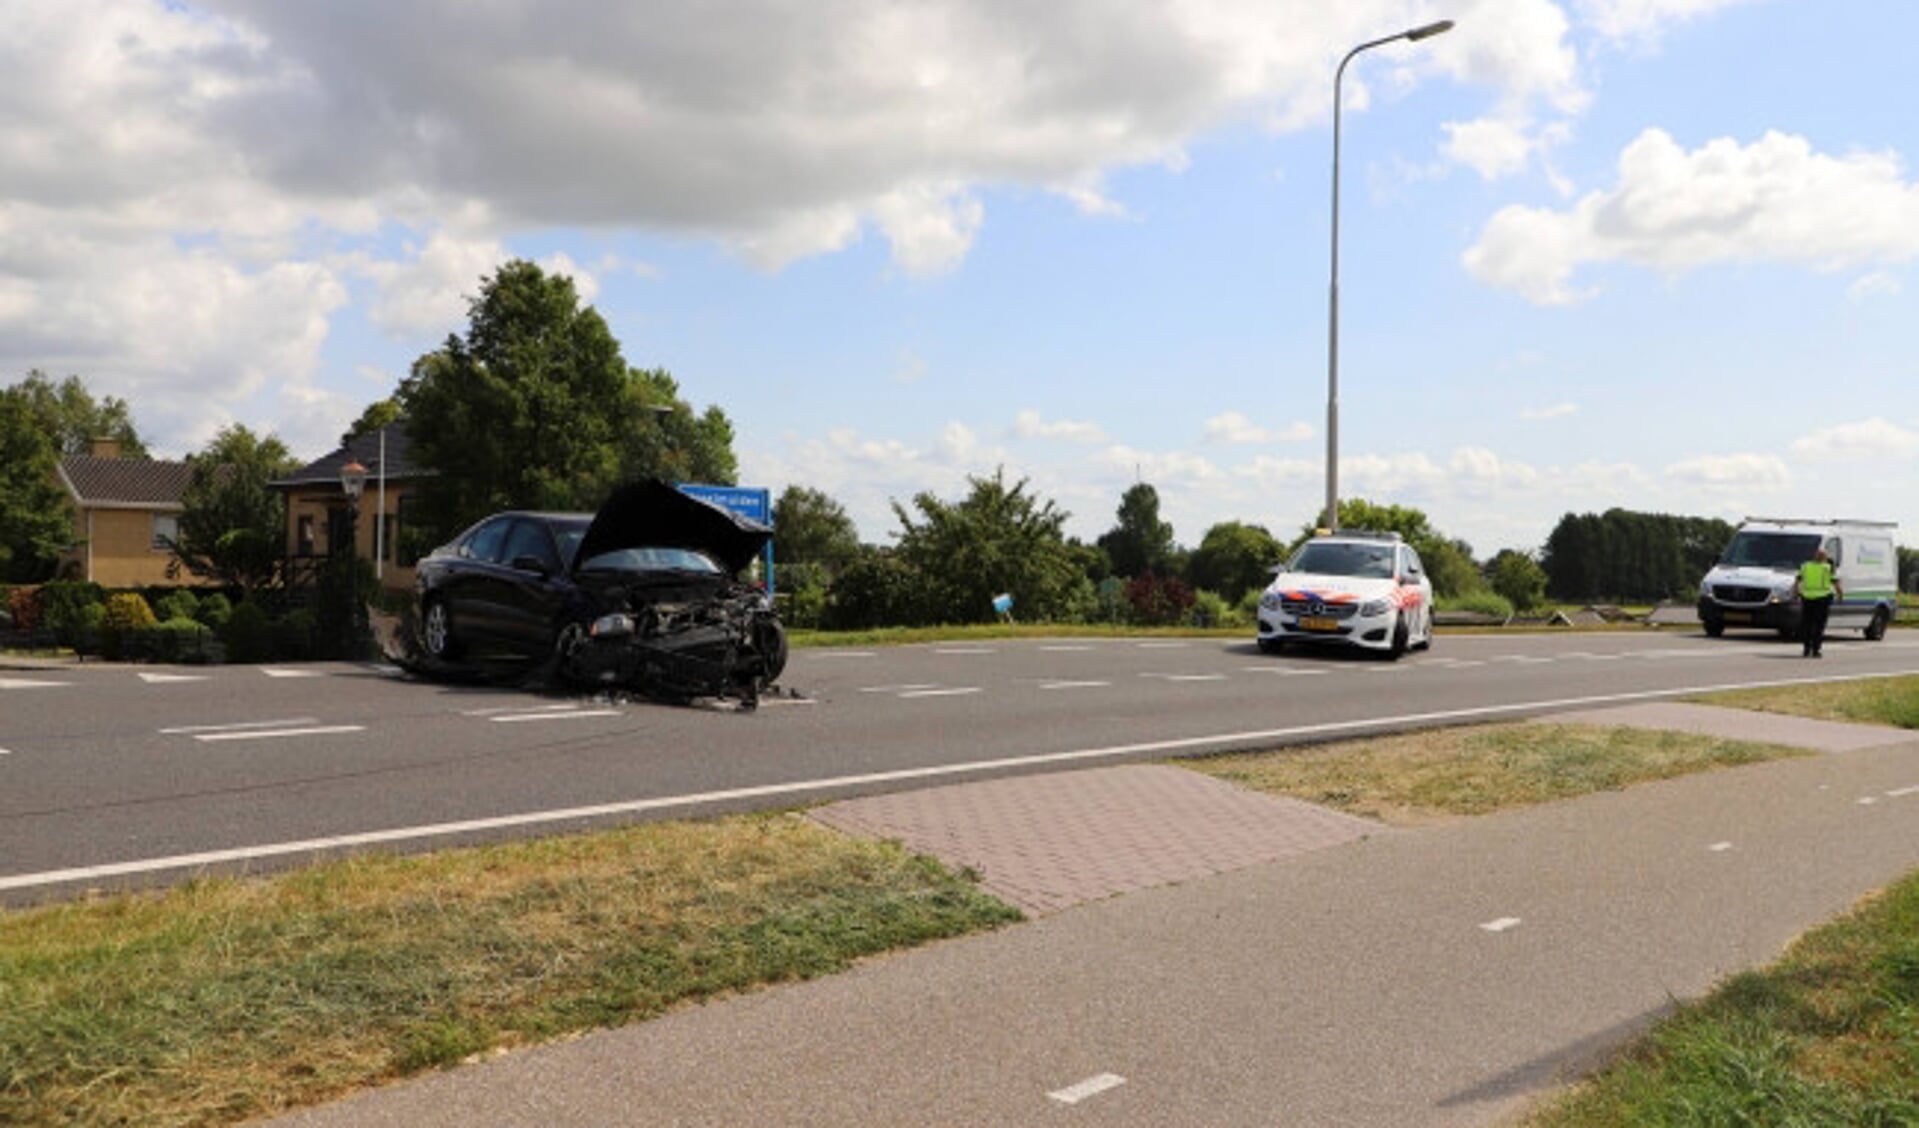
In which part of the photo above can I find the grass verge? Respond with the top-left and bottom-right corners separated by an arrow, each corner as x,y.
1693,673 -> 1919,730
0,815 -> 1019,1128
1180,723 -> 1808,825
1526,871 -> 1919,1125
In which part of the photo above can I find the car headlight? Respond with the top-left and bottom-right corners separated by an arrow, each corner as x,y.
1358,598 -> 1391,617
589,613 -> 635,638
1259,591 -> 1283,611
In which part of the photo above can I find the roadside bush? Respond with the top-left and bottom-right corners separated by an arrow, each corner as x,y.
1124,571 -> 1194,627
98,592 -> 158,660
776,562 -> 829,630
153,589 -> 201,623
1189,589 -> 1246,630
194,592 -> 233,630
824,554 -> 927,630
223,600 -> 272,663
1435,591 -> 1515,620
275,608 -> 319,660
129,618 -> 217,663
4,586 -> 34,633
38,581 -> 105,646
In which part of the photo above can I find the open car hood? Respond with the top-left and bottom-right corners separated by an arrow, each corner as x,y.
574,479 -> 771,576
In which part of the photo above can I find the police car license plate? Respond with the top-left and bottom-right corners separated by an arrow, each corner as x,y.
1299,616 -> 1339,632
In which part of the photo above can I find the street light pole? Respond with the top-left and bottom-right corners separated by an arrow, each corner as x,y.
1325,18 -> 1454,534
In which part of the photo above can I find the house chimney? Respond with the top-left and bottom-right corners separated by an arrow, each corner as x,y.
88,437 -> 123,460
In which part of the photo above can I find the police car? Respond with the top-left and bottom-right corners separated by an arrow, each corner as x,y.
1256,531 -> 1434,659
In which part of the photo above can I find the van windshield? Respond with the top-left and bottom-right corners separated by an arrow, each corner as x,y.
1720,531 -> 1821,570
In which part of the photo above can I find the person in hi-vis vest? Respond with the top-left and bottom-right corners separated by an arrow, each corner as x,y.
1792,546 -> 1842,658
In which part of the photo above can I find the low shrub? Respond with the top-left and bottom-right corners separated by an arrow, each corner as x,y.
152,589 -> 200,623
128,618 -> 218,663
223,601 -> 272,663
38,581 -> 105,646
99,593 -> 159,660
1189,589 -> 1247,630
275,608 -> 318,660
1436,591 -> 1515,620
5,586 -> 36,633
194,592 -> 233,630
1125,572 -> 1194,627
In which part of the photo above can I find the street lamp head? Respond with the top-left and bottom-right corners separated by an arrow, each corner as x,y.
339,460 -> 367,501
1405,19 -> 1455,41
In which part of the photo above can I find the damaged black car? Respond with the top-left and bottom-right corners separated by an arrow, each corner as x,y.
412,480 -> 787,704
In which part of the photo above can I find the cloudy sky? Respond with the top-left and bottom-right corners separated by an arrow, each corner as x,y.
3,0 -> 1915,556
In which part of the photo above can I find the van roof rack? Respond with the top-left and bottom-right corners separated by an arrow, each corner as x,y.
1743,517 -> 1898,528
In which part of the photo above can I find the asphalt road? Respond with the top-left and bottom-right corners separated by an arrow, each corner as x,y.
6,628 -> 1918,900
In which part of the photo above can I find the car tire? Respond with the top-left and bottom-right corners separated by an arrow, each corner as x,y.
756,617 -> 789,685
1702,617 -> 1724,638
1257,636 -> 1286,655
1388,616 -> 1409,661
422,598 -> 462,660
1411,608 -> 1433,651
1864,607 -> 1890,642
551,621 -> 587,680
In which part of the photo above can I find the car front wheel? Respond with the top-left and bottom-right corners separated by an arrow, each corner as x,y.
422,598 -> 461,659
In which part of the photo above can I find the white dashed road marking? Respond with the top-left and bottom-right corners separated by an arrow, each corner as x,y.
490,710 -> 622,723
860,684 -> 940,693
195,725 -> 365,742
0,677 -> 69,689
1709,842 -> 1734,852
138,672 -> 208,683
461,704 -> 584,717
259,667 -> 325,678
1886,785 -> 1919,798
1040,645 -> 1094,652
1480,917 -> 1523,933
1141,673 -> 1227,682
1136,641 -> 1189,649
160,718 -> 320,735
898,687 -> 982,698
1040,681 -> 1111,690
1858,797 -> 1879,806
1048,1074 -> 1126,1105
934,648 -> 995,655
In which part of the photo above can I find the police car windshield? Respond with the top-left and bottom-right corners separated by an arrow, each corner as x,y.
1290,541 -> 1395,579
1721,532 -> 1820,570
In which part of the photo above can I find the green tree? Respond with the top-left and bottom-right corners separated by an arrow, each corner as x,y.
1097,482 -> 1177,579
1900,546 -> 1919,594
341,398 -> 402,444
1185,521 -> 1282,603
615,368 -> 739,486
892,469 -> 1083,623
7,370 -> 149,458
0,388 -> 76,582
169,425 -> 300,593
398,261 -> 633,537
1293,498 -> 1484,598
772,486 -> 862,573
1541,509 -> 1735,601
1487,549 -> 1549,612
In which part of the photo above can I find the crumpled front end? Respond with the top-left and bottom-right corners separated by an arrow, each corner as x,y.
556,579 -> 788,706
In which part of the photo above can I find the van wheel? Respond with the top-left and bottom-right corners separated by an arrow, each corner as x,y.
1864,607 -> 1890,642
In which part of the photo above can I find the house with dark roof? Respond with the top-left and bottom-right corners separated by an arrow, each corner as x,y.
54,438 -> 193,586
273,422 -> 430,592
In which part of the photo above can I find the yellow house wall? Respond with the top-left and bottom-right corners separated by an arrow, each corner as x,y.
284,486 -> 418,592
76,507 -> 184,587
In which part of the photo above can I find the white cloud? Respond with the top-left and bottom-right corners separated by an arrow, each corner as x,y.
1846,271 -> 1903,303
1443,117 -> 1535,180
1520,402 -> 1579,420
1466,129 -> 1919,304
1789,418 -> 1919,462
353,234 -> 600,337
1576,0 -> 1767,44
1013,410 -> 1107,444
1664,453 -> 1792,490
1202,410 -> 1312,444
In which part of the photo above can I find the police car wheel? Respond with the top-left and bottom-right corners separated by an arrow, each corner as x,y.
1388,616 -> 1410,660
1257,636 -> 1286,655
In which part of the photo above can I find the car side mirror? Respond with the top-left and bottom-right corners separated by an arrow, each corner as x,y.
510,554 -> 550,576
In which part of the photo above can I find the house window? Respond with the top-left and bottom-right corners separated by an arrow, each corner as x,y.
297,514 -> 316,555
152,513 -> 179,550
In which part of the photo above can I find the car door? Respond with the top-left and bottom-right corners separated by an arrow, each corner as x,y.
494,518 -> 571,653
444,516 -> 513,646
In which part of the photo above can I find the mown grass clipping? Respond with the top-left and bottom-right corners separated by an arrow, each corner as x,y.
0,815 -> 1019,1128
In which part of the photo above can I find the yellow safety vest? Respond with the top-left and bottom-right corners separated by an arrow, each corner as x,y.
1798,560 -> 1835,600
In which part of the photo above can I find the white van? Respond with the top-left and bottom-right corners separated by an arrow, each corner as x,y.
1696,518 -> 1899,640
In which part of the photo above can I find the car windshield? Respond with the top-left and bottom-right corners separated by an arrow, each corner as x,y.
549,519 -> 590,569
577,546 -> 723,575
1290,541 -> 1396,579
1720,532 -> 1820,570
